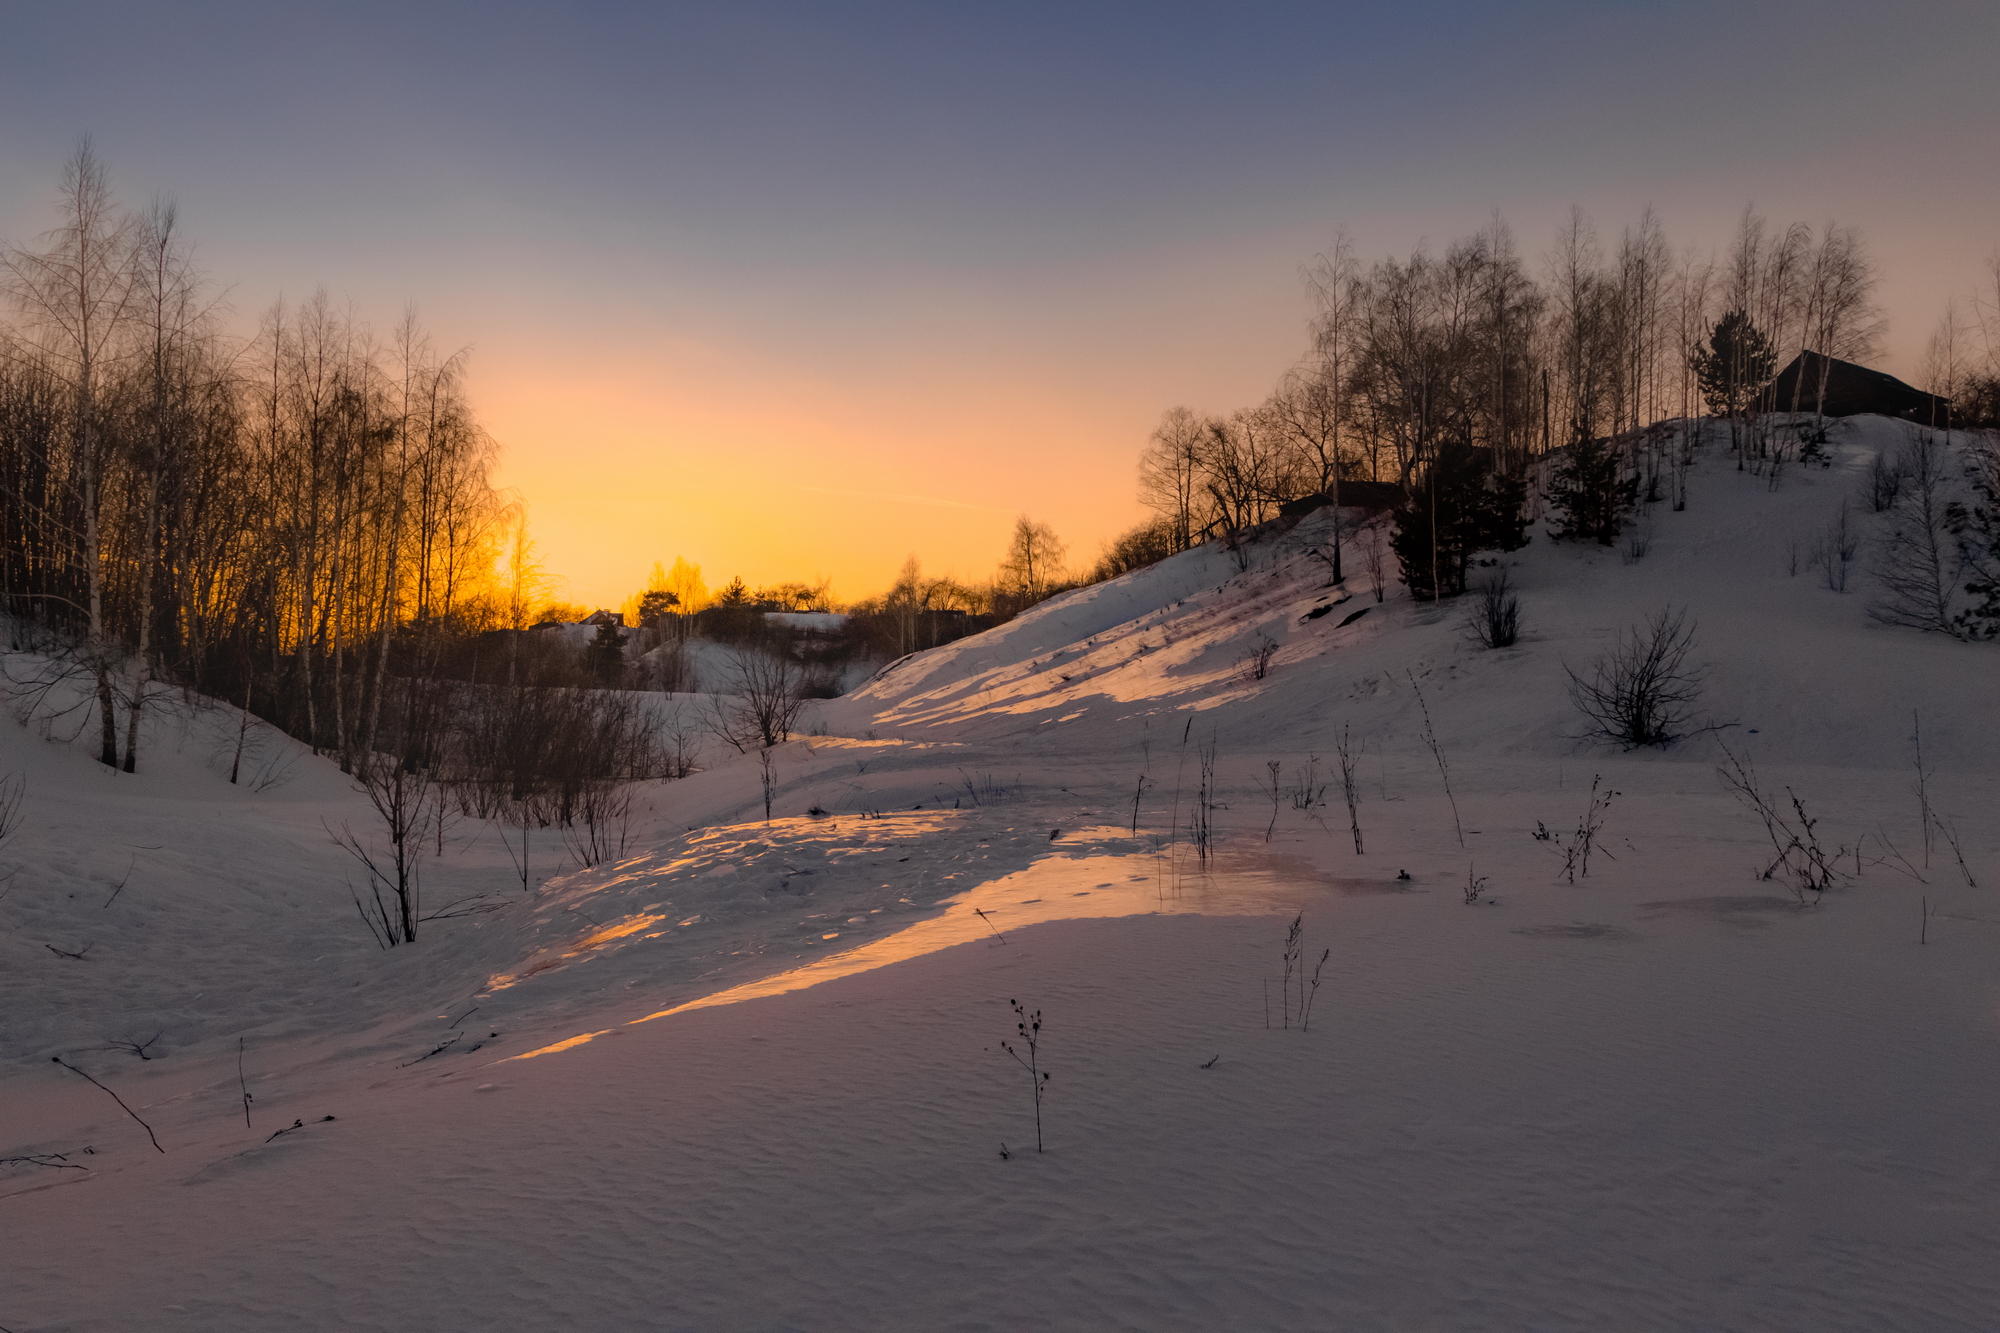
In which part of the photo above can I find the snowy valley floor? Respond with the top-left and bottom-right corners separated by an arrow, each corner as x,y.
5,417 -> 2000,1330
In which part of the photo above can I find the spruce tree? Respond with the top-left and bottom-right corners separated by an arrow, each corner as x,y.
585,622 -> 627,686
1689,308 -> 1776,419
1546,435 -> 1639,545
1391,442 -> 1529,599
637,589 -> 680,628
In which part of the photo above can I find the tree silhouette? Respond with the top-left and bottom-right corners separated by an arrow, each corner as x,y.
1546,436 -> 1639,546
1390,442 -> 1528,598
1690,308 -> 1776,419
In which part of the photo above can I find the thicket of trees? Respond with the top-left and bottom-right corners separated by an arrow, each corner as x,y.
1121,207 -> 1905,594
0,143 -> 648,813
1921,256 -> 2000,430
18,139 -> 1981,799
1,145 -> 501,772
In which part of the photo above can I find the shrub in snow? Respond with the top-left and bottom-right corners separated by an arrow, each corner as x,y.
706,648 -> 809,751
1868,432 -> 1962,638
1808,503 -> 1860,593
1564,606 -> 1706,749
1532,775 -> 1618,883
1716,744 -> 1843,905
1464,570 -> 1521,649
1951,432 -> 2000,638
1240,633 -> 1278,682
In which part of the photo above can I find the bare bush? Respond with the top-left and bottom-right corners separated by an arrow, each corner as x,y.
1862,450 -> 1904,512
1189,739 -> 1216,862
445,681 -> 665,882
1286,754 -> 1328,812
707,649 -> 808,752
1462,865 -> 1489,904
1869,432 -> 1961,636
333,675 -> 459,944
1464,570 -> 1520,649
561,781 -> 635,868
1808,502 -> 1859,592
1717,743 -> 1843,903
1240,634 -> 1278,682
1360,520 -> 1388,603
335,748 -> 435,947
1533,774 -> 1617,883
658,699 -> 701,779
637,637 -> 696,692
1565,606 -> 1706,748
456,682 -> 662,823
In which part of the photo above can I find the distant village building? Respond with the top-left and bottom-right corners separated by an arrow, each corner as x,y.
1761,351 -> 1951,424
582,609 -> 626,628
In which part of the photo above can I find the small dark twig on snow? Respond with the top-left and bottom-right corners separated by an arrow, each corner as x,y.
100,1030 -> 163,1060
972,907 -> 1007,944
101,853 -> 137,909
400,1035 -> 459,1067
265,1115 -> 336,1144
52,1057 -> 162,1153
238,1037 -> 253,1129
1,1152 -> 87,1172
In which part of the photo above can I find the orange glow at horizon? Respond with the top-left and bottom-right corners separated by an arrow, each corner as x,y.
474,331 -> 1154,612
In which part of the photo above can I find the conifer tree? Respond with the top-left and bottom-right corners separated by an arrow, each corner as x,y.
585,621 -> 627,686
1690,308 -> 1775,413
1545,436 -> 1639,545
1390,442 -> 1528,599
636,589 -> 679,628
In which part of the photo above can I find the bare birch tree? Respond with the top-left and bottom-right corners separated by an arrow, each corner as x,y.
0,139 -> 138,766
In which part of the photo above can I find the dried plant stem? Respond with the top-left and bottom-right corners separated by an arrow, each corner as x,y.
1280,913 -> 1303,1028
1301,948 -> 1332,1031
238,1036 -> 253,1129
1407,673 -> 1463,848
52,1056 -> 162,1153
1336,724 -> 1363,854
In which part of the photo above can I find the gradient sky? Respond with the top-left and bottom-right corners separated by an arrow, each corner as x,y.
5,2 -> 1996,608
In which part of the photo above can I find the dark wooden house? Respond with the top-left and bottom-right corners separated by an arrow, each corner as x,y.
1761,350 -> 1951,424
1279,479 -> 1406,519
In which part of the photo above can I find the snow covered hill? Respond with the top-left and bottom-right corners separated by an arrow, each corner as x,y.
5,415 -> 1998,1332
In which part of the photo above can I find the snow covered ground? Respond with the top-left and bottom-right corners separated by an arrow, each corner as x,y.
4,416 -> 1997,1330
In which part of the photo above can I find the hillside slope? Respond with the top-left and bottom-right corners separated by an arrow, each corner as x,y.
4,414 -> 1997,1333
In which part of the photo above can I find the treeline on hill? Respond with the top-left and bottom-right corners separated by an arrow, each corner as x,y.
614,514 -> 1076,682
0,143 -> 667,824
1109,208 -> 2000,601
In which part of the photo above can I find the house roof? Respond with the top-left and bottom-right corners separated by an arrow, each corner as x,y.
1762,351 -> 1951,424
